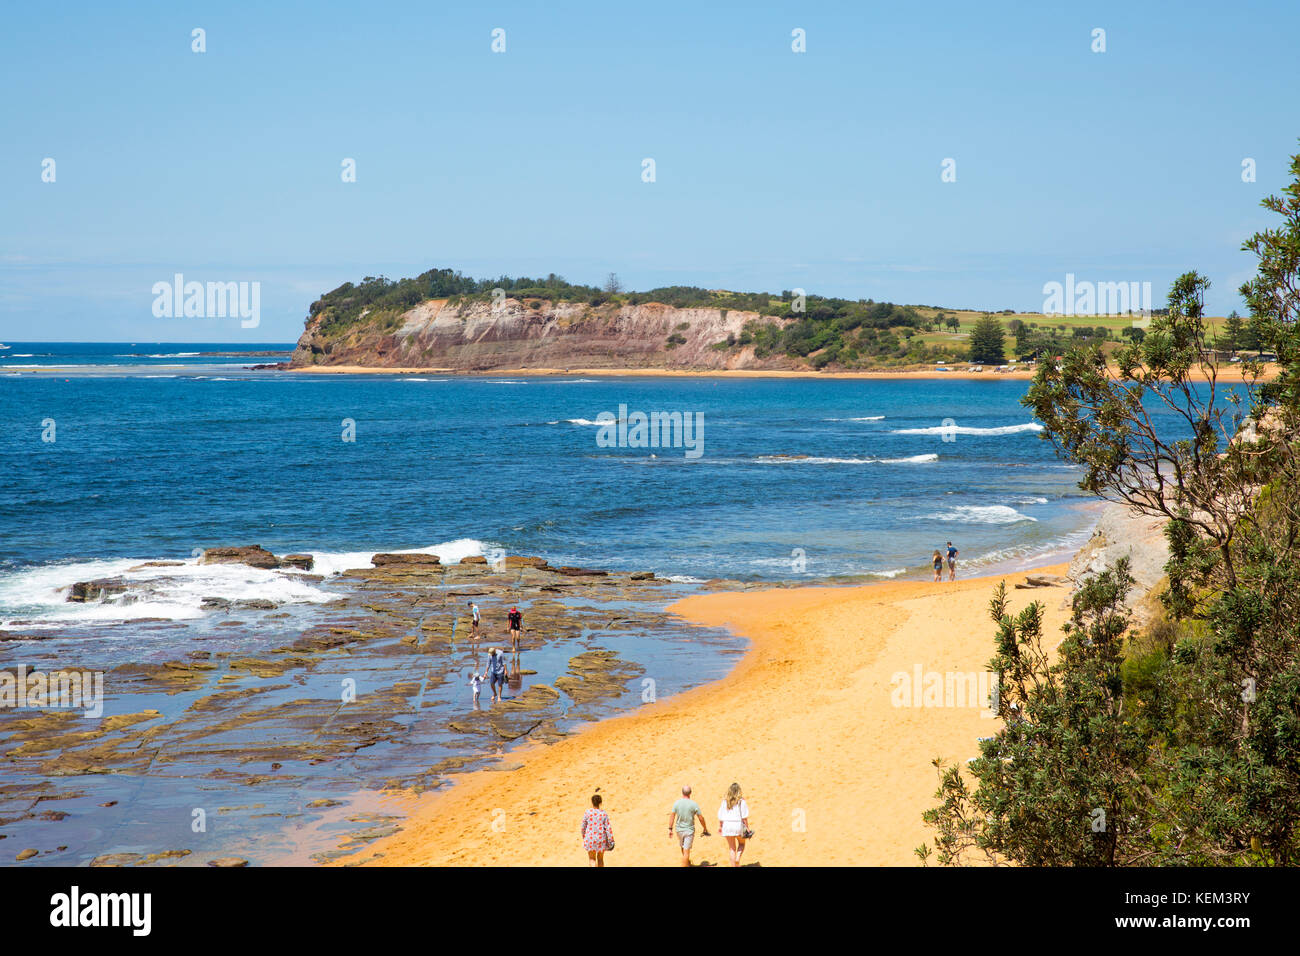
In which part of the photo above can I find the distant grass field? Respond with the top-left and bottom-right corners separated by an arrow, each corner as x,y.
910,307 -> 1229,350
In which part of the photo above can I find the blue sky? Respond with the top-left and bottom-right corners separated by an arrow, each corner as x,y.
2,0 -> 1298,341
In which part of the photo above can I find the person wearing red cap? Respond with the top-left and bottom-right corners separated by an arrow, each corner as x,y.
506,605 -> 523,651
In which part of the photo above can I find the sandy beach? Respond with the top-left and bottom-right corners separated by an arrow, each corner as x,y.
351,564 -> 1074,867
290,364 -> 1277,383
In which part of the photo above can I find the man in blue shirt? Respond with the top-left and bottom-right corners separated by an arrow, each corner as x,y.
946,542 -> 959,581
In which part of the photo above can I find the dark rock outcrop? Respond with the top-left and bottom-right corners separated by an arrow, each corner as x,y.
371,553 -> 442,567
199,546 -> 280,569
66,578 -> 129,603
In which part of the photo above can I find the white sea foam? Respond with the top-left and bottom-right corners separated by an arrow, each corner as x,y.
875,453 -> 939,464
0,538 -> 489,629
891,422 -> 1044,436
114,352 -> 201,358
306,538 -> 487,577
824,415 -> 885,421
754,453 -> 938,464
922,505 -> 1037,525
0,558 -> 334,628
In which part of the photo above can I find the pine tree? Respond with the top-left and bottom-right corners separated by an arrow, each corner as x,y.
1219,310 -> 1245,353
968,314 -> 1006,364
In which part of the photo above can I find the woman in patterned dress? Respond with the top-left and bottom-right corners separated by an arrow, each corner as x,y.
581,793 -> 613,867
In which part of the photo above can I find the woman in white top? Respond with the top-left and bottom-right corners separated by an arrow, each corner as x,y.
717,782 -> 751,867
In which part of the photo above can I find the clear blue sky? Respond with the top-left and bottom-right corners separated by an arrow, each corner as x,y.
2,0 -> 1298,341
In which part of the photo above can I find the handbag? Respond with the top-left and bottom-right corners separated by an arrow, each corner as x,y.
740,801 -> 754,840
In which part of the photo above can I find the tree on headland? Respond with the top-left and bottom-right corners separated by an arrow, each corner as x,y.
968,314 -> 1006,364
603,272 -> 623,294
1218,310 -> 1245,353
919,141 -> 1300,867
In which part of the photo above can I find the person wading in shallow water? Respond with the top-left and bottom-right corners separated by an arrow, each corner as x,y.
486,647 -> 508,701
468,601 -> 481,640
946,541 -> 959,581
932,550 -> 944,583
507,605 -> 523,651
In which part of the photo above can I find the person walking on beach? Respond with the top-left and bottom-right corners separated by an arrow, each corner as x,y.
932,550 -> 944,582
667,785 -> 710,867
468,601 -> 481,640
507,605 -> 523,651
945,541 -> 959,581
717,782 -> 752,867
486,647 -> 508,701
581,794 -> 614,867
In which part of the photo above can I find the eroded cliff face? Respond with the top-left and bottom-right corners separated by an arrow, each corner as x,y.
288,298 -> 796,370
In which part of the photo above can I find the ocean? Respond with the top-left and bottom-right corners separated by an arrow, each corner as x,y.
0,341 -> 1101,865
0,342 -> 1093,588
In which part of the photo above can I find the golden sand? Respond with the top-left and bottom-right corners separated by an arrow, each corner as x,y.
351,565 -> 1074,867
291,364 -> 1275,383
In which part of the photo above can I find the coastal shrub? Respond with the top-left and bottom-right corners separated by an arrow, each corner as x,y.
924,142 -> 1300,867
919,564 -> 1158,866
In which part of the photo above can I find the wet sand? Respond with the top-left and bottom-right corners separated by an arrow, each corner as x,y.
352,564 -> 1075,866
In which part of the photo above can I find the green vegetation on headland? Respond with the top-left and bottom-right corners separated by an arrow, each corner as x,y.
306,267 -> 1234,371
918,143 -> 1300,866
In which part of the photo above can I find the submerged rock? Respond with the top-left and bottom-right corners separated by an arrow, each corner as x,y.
554,650 -> 644,706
